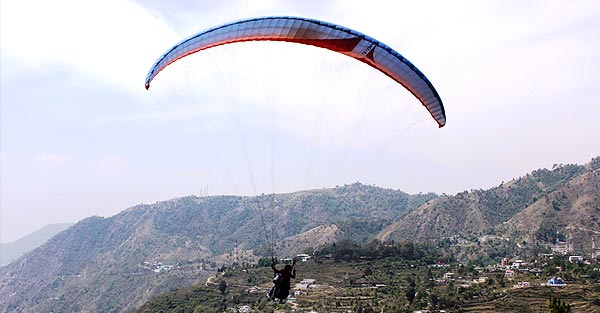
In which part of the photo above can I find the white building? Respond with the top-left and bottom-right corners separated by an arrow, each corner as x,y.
568,255 -> 583,263
297,254 -> 311,262
443,272 -> 455,280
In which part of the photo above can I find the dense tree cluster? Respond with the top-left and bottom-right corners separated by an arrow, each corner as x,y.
313,239 -> 439,263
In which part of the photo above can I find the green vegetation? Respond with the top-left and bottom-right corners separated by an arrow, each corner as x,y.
314,238 -> 438,263
548,292 -> 572,313
137,286 -> 229,313
140,240 -> 600,312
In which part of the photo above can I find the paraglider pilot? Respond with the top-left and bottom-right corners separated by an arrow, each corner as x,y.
268,258 -> 296,303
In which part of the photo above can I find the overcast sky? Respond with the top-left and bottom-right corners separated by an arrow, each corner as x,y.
1,0 -> 599,243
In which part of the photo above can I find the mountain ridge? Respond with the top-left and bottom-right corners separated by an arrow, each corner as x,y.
0,223 -> 74,266
0,183 -> 431,312
377,158 -> 600,251
1,157 -> 599,312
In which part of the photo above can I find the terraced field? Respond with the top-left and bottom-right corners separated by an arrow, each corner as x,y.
140,259 -> 600,312
462,285 -> 600,313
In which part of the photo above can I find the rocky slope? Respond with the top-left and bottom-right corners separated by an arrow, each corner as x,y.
378,158 -> 600,252
0,183 -> 429,312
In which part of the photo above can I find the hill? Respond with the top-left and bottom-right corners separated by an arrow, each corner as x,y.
273,224 -> 345,257
0,223 -> 74,266
503,161 -> 600,251
0,183 -> 431,313
1,157 -> 599,312
378,157 -> 600,256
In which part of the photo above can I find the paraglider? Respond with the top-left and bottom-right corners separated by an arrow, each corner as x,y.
268,258 -> 296,303
143,16 -> 447,282
145,16 -> 446,127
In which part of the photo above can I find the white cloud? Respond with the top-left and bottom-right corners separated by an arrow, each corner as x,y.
32,152 -> 70,167
1,0 -> 176,92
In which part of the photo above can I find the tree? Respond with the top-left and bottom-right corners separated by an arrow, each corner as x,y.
548,292 -> 571,313
405,287 -> 416,303
218,280 -> 227,294
429,293 -> 440,308
257,258 -> 272,267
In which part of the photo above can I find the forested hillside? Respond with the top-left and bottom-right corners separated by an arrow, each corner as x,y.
0,183 -> 431,313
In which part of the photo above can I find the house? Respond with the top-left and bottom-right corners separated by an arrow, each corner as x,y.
551,241 -> 571,255
547,277 -> 566,287
514,281 -> 531,288
568,255 -> 583,263
296,254 -> 311,262
443,272 -> 455,280
295,278 -> 317,290
295,283 -> 309,290
504,269 -> 515,278
511,259 -> 526,269
530,268 -> 542,273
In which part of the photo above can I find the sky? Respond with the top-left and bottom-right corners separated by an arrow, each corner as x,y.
1,0 -> 599,243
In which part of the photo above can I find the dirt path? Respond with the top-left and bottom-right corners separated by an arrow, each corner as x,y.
205,272 -> 224,287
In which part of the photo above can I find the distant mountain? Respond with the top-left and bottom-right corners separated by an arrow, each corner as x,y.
1,223 -> 73,266
1,157 -> 598,312
378,157 -> 600,253
0,183 -> 431,313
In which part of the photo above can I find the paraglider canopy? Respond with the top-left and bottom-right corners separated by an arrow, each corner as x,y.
145,16 -> 445,127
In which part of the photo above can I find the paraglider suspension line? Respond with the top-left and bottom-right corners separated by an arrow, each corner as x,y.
254,196 -> 275,260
